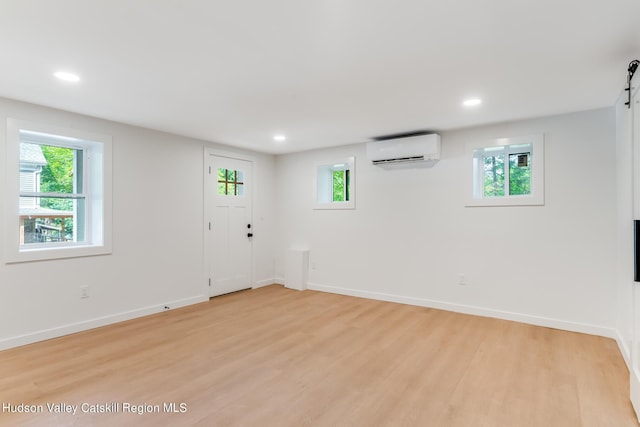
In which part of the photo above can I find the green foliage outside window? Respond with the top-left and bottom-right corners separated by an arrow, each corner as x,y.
39,145 -> 76,239
332,169 -> 350,202
40,145 -> 74,206
217,168 -> 243,196
508,153 -> 530,195
483,152 -> 530,197
483,155 -> 505,197
333,170 -> 345,202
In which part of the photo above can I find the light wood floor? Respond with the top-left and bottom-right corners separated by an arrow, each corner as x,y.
0,285 -> 637,426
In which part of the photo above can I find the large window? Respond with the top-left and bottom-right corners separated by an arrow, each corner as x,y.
314,157 -> 355,209
466,134 -> 544,206
5,119 -> 112,262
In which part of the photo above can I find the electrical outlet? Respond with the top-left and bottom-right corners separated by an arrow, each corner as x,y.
80,285 -> 89,299
458,274 -> 467,285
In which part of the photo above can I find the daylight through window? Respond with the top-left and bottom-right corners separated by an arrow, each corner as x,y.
467,135 -> 544,207
20,141 -> 85,244
5,118 -> 112,263
477,144 -> 531,198
217,168 -> 244,196
315,157 -> 356,209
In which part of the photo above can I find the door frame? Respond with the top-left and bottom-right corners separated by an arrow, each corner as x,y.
203,147 -> 256,297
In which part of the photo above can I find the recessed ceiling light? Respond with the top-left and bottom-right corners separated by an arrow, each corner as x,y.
54,71 -> 80,83
463,98 -> 482,107
273,134 -> 286,142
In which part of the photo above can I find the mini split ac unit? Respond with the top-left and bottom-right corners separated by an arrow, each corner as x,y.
366,133 -> 441,169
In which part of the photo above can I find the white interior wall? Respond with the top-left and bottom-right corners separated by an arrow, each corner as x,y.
0,98 -> 621,349
615,91 -> 634,365
0,97 -> 277,350
276,108 -> 618,335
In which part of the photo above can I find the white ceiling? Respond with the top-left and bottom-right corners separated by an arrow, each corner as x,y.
1,1 -> 639,154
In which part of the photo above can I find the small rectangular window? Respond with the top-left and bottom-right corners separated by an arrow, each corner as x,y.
217,168 -> 244,196
466,135 -> 543,207
314,157 -> 355,209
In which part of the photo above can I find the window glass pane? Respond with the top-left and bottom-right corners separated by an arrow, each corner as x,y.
217,182 -> 226,195
19,143 -> 79,194
483,155 -> 505,197
217,168 -> 229,195
509,152 -> 531,195
217,168 -> 245,196
345,169 -> 350,202
20,197 -> 82,244
333,170 -> 346,202
19,141 -> 85,246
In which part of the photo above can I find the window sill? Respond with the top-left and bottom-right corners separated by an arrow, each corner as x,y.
5,244 -> 112,264
465,194 -> 544,207
313,201 -> 356,210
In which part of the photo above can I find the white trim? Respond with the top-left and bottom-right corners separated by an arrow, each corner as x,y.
307,282 -> 617,339
615,328 -> 632,371
254,278 -> 279,289
203,147 -> 255,297
5,118 -> 113,263
632,369 -> 640,423
0,295 -> 208,351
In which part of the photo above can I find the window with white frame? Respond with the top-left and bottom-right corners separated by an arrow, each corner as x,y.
314,157 -> 355,209
5,119 -> 112,262
466,134 -> 544,206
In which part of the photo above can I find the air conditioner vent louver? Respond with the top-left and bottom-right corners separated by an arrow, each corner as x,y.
371,156 -> 425,165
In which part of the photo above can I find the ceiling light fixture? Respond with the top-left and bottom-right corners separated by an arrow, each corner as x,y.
273,135 -> 286,142
54,71 -> 80,83
463,98 -> 482,107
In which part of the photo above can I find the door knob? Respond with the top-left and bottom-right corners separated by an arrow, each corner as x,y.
247,232 -> 253,238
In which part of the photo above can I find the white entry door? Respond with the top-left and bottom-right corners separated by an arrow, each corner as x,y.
206,154 -> 253,297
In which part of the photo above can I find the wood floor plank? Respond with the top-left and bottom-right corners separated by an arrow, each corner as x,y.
0,285 -> 637,426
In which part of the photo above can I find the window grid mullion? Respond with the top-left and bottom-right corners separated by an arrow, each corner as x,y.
504,154 -> 510,196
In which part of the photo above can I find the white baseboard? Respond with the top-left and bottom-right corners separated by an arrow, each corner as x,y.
615,329 -> 632,371
0,295 -> 208,351
254,278 -> 283,288
632,369 -> 640,423
307,282 -> 618,339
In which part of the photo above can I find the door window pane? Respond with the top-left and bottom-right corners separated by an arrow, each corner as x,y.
217,168 -> 245,196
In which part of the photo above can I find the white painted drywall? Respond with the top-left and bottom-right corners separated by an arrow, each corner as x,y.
275,108 -> 617,335
0,97 -> 277,349
615,90 -> 634,365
